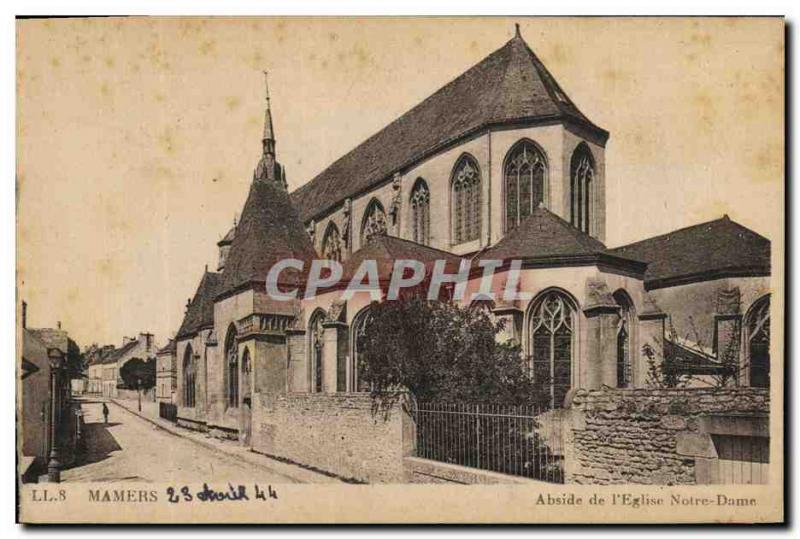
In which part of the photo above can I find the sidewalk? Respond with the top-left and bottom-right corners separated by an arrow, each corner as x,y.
110,398 -> 342,484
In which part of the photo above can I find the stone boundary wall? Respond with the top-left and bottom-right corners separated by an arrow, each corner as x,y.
565,387 -> 769,485
251,392 -> 415,483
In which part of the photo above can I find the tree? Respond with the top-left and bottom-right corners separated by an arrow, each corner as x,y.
118,357 -> 156,390
358,295 -> 548,407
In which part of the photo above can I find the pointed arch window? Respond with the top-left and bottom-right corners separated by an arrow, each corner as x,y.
351,308 -> 374,392
451,155 -> 482,244
322,222 -> 343,262
183,345 -> 196,408
505,140 -> 547,232
410,178 -> 431,245
570,143 -> 595,234
746,295 -> 770,388
530,291 -> 575,409
361,199 -> 387,245
310,311 -> 325,393
225,325 -> 239,408
614,290 -> 634,388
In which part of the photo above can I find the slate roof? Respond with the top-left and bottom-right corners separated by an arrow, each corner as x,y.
609,215 -> 771,290
104,339 -> 138,364
479,206 -> 646,272
289,32 -> 606,223
176,272 -> 221,339
28,328 -> 70,355
342,234 -> 465,282
218,178 -> 317,299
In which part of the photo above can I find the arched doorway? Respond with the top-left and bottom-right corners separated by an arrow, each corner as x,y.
745,295 -> 770,388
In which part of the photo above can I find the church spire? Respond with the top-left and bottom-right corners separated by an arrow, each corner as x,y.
253,70 -> 286,188
261,70 -> 275,156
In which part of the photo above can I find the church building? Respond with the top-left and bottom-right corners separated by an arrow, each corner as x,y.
173,28 -> 771,440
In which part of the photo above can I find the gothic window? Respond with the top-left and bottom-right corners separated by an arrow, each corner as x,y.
360,199 -> 387,245
183,345 -> 195,408
410,178 -> 431,245
451,154 -> 482,244
570,143 -> 595,234
241,348 -> 252,400
746,295 -> 770,388
310,311 -> 325,393
614,290 -> 634,388
504,140 -> 547,232
225,325 -> 239,408
530,291 -> 575,409
322,222 -> 343,262
351,308 -> 373,392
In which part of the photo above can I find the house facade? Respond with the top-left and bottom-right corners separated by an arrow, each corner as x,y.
100,333 -> 158,398
171,29 -> 771,442
156,339 -> 177,403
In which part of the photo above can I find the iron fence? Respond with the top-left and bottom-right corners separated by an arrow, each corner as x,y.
413,402 -> 565,483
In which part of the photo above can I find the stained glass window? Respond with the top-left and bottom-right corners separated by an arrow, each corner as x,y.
361,199 -> 387,245
410,179 -> 431,245
505,141 -> 546,232
530,292 -> 574,408
614,290 -> 633,388
352,308 -> 373,392
570,143 -> 595,234
310,311 -> 325,393
322,222 -> 343,262
183,345 -> 195,408
225,325 -> 238,408
451,155 -> 481,244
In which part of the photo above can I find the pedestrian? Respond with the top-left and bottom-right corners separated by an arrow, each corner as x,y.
102,402 -> 109,424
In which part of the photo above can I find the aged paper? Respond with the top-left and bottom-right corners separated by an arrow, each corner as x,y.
16,16 -> 784,524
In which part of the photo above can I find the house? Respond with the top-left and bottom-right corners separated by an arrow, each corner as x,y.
156,339 -> 177,403
84,344 -> 116,395
101,333 -> 158,398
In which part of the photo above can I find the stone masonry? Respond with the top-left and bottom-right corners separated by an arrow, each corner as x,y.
565,387 -> 769,485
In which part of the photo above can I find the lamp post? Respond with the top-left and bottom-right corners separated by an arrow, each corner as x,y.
137,379 -> 142,412
47,348 -> 64,483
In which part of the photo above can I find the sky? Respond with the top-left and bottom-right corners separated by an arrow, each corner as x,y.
16,17 -> 784,348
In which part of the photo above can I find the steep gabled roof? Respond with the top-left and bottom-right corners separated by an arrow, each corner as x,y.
480,206 -> 645,272
289,32 -> 606,223
218,178 -> 317,299
104,339 -> 138,364
342,234 -> 465,282
609,215 -> 771,290
176,272 -> 221,339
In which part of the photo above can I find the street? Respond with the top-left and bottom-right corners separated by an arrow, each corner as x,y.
61,401 -> 296,483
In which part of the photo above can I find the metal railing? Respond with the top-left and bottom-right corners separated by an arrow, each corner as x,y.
414,402 -> 565,483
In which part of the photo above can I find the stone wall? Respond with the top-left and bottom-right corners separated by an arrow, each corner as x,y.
251,392 -> 414,483
566,387 -> 769,485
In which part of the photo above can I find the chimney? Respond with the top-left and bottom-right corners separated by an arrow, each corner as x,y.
57,321 -> 62,330
21,301 -> 27,329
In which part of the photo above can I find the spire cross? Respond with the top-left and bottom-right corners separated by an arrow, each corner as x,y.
262,70 -> 270,103
515,23 -> 521,37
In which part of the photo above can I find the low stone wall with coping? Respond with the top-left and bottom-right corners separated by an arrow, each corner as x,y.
251,392 -> 415,483
565,387 -> 770,485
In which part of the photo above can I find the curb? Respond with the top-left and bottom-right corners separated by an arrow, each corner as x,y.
108,399 -> 338,484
